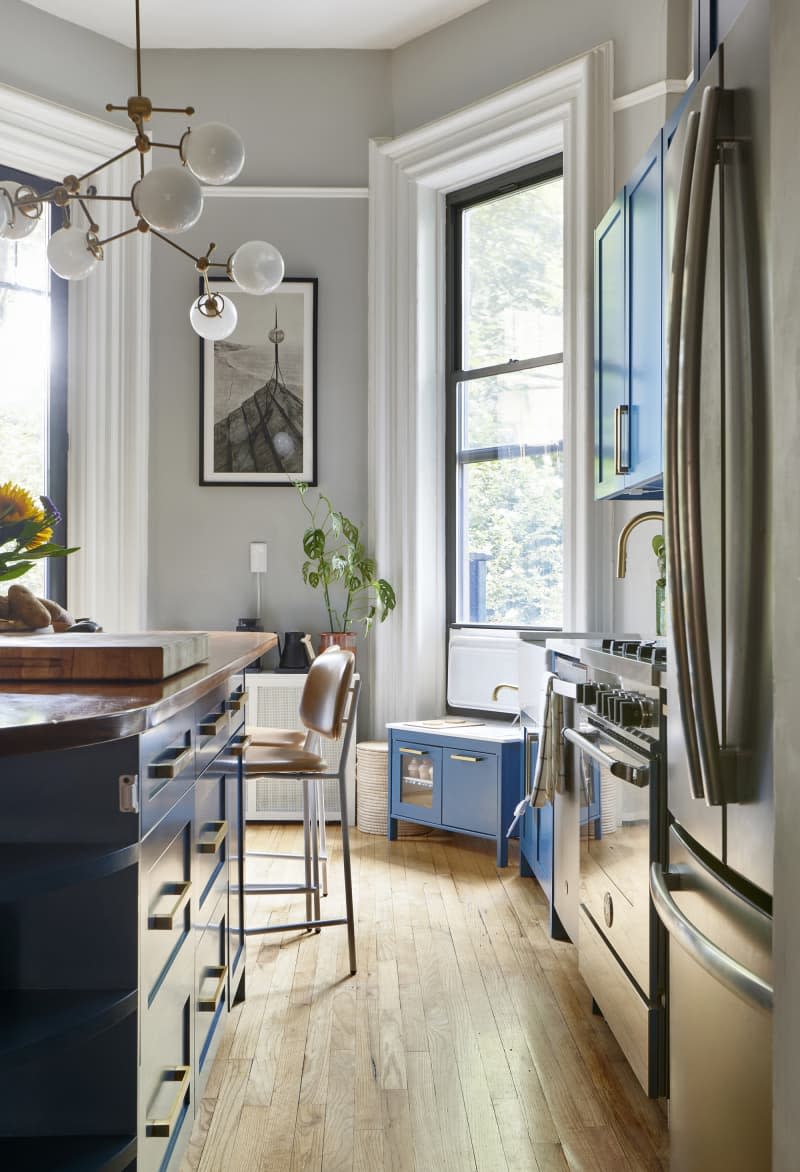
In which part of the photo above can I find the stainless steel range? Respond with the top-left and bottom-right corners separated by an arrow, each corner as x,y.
564,639 -> 667,1098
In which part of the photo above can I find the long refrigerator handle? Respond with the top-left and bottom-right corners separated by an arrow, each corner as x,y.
679,84 -> 731,807
650,861 -> 773,1012
664,106 -> 704,800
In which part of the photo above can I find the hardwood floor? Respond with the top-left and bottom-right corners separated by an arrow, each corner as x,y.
181,825 -> 668,1172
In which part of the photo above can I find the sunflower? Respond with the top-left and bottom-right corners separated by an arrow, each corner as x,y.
0,481 -> 53,548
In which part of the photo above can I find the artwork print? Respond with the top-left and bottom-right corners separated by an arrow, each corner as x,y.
200,277 -> 317,485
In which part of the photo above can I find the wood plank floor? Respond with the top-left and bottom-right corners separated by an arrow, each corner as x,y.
181,825 -> 668,1172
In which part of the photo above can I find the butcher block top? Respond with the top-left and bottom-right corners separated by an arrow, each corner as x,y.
0,631 -> 211,682
0,630 -> 276,756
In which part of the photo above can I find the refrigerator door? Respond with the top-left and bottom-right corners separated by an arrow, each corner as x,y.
717,0 -> 773,896
653,824 -> 772,1170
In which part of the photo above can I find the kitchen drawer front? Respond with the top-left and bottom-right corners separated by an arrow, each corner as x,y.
195,760 -> 230,915
391,740 -> 443,825
140,711 -> 196,836
195,892 -> 228,1102
194,684 -> 236,778
226,766 -> 245,1001
442,748 -> 497,836
578,906 -> 649,1092
580,850 -> 650,992
139,940 -> 194,1172
141,787 -> 194,1010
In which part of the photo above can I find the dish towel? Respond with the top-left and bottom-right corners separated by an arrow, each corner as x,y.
505,673 -> 565,838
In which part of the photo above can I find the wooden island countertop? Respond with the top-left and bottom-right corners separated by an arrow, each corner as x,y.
0,630 -> 276,756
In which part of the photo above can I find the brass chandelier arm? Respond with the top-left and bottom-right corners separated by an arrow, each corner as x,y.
96,224 -> 141,248
149,142 -> 182,151
149,230 -> 205,264
77,143 -> 141,185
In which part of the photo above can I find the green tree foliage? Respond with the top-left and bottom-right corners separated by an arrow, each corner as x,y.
458,175 -> 565,626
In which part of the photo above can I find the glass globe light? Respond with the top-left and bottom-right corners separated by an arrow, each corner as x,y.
181,123 -> 245,185
47,226 -> 98,280
190,292 -> 238,340
0,187 -> 41,240
228,240 -> 284,295
133,166 -> 203,234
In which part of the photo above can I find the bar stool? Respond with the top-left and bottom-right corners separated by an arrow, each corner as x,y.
242,647 -> 359,974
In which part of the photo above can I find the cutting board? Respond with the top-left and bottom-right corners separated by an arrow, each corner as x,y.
0,631 -> 210,681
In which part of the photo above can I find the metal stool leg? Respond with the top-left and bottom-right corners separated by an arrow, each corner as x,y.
338,771 -> 357,975
309,778 -> 322,931
317,778 -> 329,896
302,778 -> 313,926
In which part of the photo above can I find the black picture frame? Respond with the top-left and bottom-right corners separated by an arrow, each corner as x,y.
199,276 -> 318,486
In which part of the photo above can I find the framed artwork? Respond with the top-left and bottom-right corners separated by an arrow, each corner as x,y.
199,277 -> 318,486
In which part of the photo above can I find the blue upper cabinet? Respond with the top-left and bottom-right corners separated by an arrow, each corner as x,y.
594,192 -> 626,497
595,130 -> 664,500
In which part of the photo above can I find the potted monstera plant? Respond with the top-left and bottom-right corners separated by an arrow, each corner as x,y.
296,484 -> 396,656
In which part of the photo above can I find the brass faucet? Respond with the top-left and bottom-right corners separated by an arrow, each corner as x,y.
491,683 -> 519,701
616,511 -> 664,578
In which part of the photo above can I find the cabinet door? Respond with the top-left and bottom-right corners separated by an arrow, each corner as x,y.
441,748 -> 497,836
594,192 -> 627,498
390,739 -> 442,825
626,133 -> 663,491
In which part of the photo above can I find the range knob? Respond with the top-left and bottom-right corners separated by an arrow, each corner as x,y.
618,696 -> 655,728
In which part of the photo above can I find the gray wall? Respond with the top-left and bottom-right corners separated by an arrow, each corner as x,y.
0,0 -> 131,129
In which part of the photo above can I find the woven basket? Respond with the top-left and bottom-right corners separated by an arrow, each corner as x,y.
356,741 -> 430,837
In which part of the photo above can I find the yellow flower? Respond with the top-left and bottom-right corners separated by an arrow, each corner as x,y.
0,481 -> 52,548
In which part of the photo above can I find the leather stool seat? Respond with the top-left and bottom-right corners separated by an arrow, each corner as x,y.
248,726 -> 307,748
244,746 -> 327,774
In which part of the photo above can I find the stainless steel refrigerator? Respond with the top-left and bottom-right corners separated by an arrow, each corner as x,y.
649,0 -> 774,1167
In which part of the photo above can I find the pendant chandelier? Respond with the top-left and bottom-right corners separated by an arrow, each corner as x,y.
0,0 -> 284,340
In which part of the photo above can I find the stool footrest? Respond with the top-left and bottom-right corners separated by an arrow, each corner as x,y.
244,882 -> 317,895
245,916 -> 349,936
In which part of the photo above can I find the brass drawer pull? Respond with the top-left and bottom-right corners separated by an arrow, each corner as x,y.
450,753 -> 483,763
197,820 -> 228,855
149,880 -> 191,930
198,708 -> 228,736
198,964 -> 228,1013
399,747 -> 425,756
146,1065 -> 191,1137
228,734 -> 251,758
227,688 -> 245,712
149,743 -> 193,780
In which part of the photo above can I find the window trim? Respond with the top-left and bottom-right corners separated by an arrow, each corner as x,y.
445,156 -> 565,629
369,45 -> 614,730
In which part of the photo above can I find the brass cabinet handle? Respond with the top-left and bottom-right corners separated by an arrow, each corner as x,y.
149,880 -> 191,930
197,964 -> 228,1013
399,747 -> 425,756
228,734 -> 251,758
614,404 -> 630,475
198,707 -> 228,736
197,820 -> 228,855
227,687 -> 245,712
146,1066 -> 191,1137
450,753 -> 483,763
149,743 -> 193,780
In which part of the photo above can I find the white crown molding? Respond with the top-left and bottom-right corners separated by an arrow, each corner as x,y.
203,185 -> 368,199
368,44 -> 615,730
612,77 -> 689,114
0,81 -> 150,631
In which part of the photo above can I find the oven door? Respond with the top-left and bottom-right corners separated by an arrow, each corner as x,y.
566,724 -> 653,994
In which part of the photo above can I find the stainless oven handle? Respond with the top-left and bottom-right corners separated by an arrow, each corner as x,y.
665,105 -> 704,801
650,862 -> 773,1012
562,727 -> 649,786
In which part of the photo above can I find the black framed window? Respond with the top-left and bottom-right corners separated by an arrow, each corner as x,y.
0,166 -> 68,604
446,156 -> 565,629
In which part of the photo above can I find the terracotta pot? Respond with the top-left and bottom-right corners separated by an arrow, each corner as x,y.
318,631 -> 357,661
